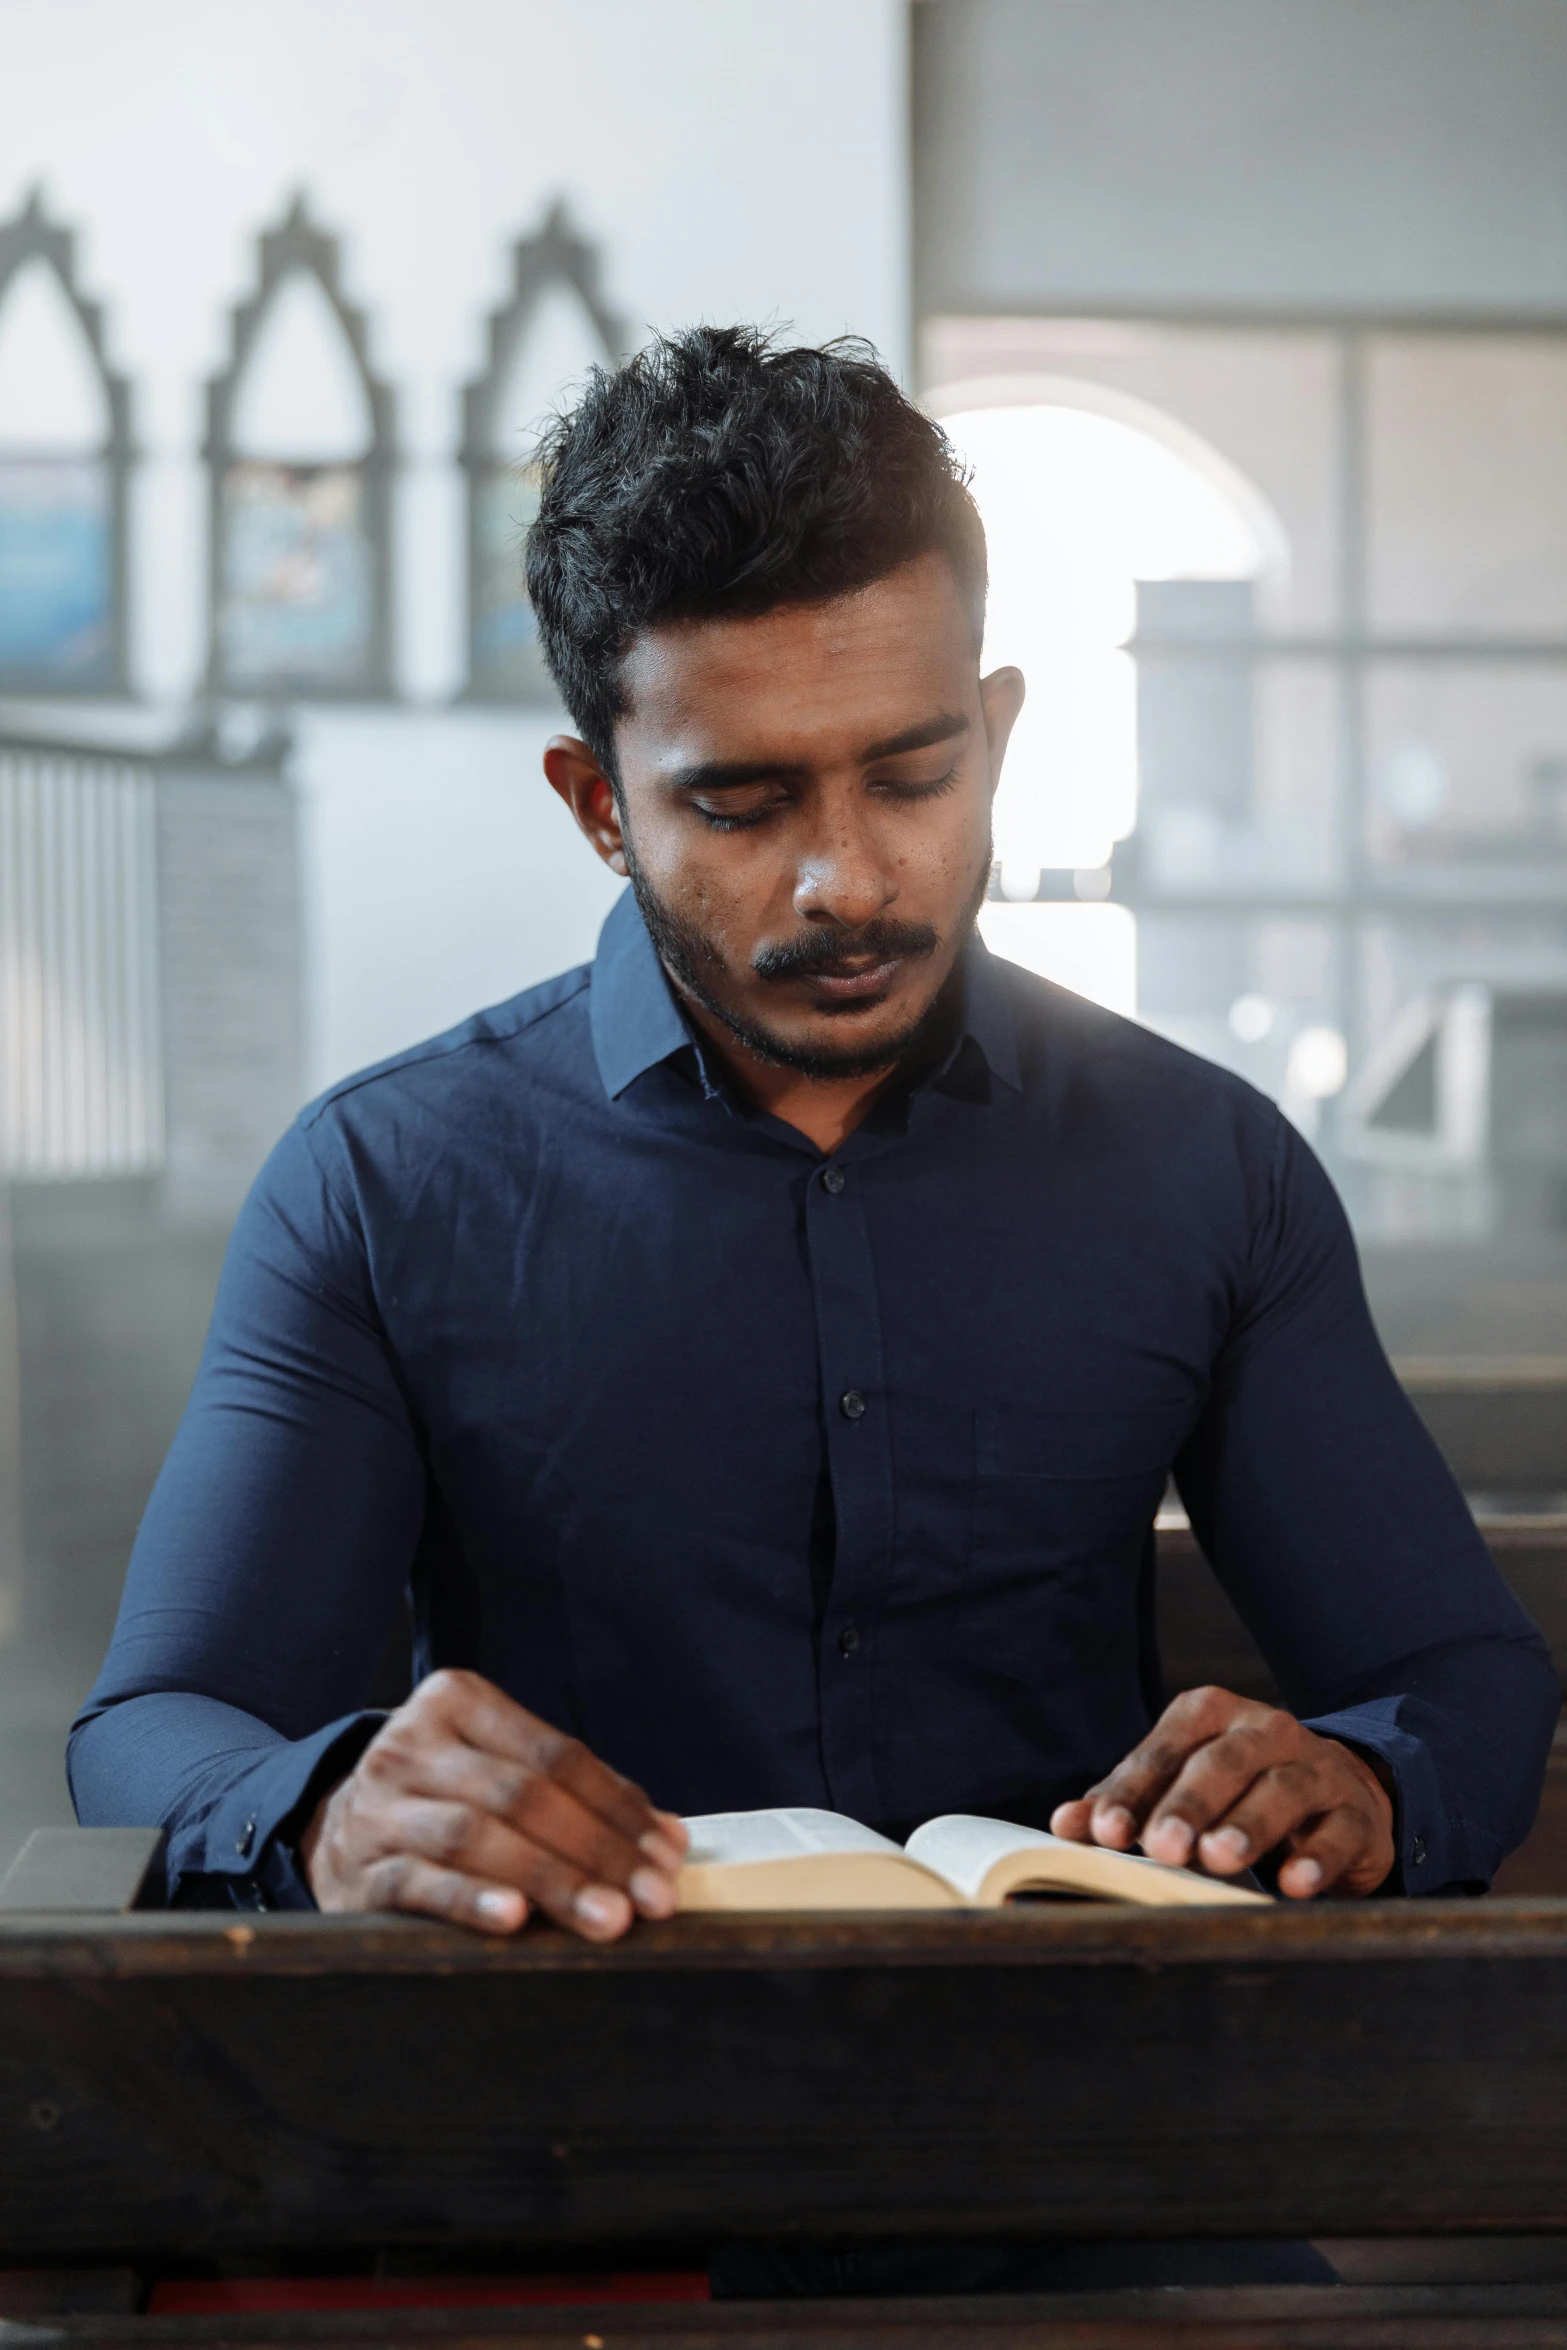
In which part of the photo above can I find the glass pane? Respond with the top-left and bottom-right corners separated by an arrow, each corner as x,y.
0,458 -> 112,685
1365,663 -> 1567,865
218,461 -> 375,691
1349,911 -> 1567,1365
469,465 -> 552,697
1130,638 -> 1342,896
1137,911 -> 1342,1129
1368,337 -> 1567,635
922,316 -> 1344,631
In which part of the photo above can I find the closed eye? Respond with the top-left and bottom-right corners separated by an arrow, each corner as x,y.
690,789 -> 791,833
872,765 -> 959,802
690,764 -> 960,832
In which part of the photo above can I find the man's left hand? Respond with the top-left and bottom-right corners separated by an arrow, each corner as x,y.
1049,1685 -> 1396,1898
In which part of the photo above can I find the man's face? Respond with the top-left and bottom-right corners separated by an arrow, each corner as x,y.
550,554 -> 1024,1081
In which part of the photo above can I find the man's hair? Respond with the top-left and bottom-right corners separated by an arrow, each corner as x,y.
524,324 -> 987,775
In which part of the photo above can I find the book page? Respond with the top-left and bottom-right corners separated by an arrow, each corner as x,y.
681,1808 -> 903,1868
905,1815 -> 1269,1907
904,1814 -> 1062,1900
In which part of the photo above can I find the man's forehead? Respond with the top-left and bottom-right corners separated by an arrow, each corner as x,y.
616,559 -> 977,770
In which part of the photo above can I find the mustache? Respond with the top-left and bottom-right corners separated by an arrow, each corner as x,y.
752,920 -> 941,985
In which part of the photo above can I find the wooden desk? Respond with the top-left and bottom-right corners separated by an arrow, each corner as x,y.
5,1902 -> 1567,2266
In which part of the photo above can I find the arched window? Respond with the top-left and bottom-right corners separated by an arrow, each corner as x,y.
206,195 -> 394,699
935,388 -> 1278,1024
461,204 -> 622,701
0,190 -> 130,694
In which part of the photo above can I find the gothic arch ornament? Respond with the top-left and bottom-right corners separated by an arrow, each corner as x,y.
0,188 -> 133,694
460,201 -> 625,702
205,193 -> 397,701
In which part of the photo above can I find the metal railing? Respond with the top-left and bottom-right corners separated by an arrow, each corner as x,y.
0,742 -> 162,1177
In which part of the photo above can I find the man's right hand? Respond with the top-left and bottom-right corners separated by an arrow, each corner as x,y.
300,1669 -> 688,1940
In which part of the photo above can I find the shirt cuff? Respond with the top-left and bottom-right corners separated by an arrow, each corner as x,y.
166,1711 -> 385,1911
1303,1699 -> 1447,1895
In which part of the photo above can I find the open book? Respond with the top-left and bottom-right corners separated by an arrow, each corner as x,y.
677,1808 -> 1270,1911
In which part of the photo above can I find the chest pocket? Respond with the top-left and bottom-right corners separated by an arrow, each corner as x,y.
958,1402 -> 1185,1686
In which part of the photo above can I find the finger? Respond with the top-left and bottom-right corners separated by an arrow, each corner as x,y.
496,1836 -> 636,1940
399,1746 -> 679,1914
1049,1798 -> 1096,1843
410,1673 -> 683,1867
504,1772 -> 680,1913
1080,1688 -> 1250,1850
357,1852 -> 530,1936
543,1734 -> 684,1861
1188,1759 -> 1322,1875
371,1793 -> 676,1926
374,1812 -> 634,1941
1276,1803 -> 1393,1900
1140,1713 -> 1299,1866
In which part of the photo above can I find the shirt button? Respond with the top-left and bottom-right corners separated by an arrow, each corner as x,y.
840,1389 -> 867,1420
1411,1835 -> 1427,1868
821,1165 -> 845,1194
236,1818 -> 256,1857
839,1622 -> 860,1656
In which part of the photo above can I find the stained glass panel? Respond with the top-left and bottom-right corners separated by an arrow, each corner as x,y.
470,465 -> 549,696
218,459 -> 374,691
0,458 -> 112,685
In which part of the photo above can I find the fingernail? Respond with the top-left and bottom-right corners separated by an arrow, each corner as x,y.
1201,1826 -> 1250,1867
475,1888 -> 523,1927
1094,1804 -> 1136,1847
639,1829 -> 686,1873
1147,1818 -> 1194,1864
574,1886 -> 629,1933
630,1865 -> 676,1916
1288,1858 -> 1324,1896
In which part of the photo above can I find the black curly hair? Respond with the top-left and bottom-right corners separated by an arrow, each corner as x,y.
524,324 -> 987,779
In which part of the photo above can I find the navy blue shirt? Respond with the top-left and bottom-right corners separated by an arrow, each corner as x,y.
70,889 -> 1557,1905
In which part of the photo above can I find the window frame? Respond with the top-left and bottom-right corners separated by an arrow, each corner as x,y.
459,202 -> 623,706
203,195 -> 397,704
0,188 -> 133,699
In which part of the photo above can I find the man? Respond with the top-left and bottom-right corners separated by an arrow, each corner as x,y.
73,328 -> 1554,2292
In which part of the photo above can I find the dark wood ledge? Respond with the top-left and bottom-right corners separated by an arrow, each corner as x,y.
9,1901 -> 1567,2261
6,1896 -> 1567,1977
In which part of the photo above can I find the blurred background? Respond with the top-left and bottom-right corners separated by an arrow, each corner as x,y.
4,0 -> 1567,1875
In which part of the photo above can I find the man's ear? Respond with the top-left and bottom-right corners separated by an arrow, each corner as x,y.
978,666 -> 1026,803
543,736 -> 629,877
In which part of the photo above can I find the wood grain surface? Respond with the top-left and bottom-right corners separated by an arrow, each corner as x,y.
5,1904 -> 1567,2263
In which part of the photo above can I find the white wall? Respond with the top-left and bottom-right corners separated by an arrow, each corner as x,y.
0,0 -> 910,1088
916,0 -> 1567,316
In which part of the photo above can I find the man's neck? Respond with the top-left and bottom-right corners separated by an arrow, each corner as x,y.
678,999 -> 898,1153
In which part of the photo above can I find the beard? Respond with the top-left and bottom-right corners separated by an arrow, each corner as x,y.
622,834 -> 992,1083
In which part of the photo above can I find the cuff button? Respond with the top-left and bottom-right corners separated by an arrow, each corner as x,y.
1411,1835 -> 1427,1868
235,1818 -> 256,1857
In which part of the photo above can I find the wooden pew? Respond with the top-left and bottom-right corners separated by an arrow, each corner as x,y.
7,1900 -> 1567,2342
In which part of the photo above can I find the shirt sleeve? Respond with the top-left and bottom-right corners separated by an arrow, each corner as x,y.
1173,1109 -> 1559,1896
66,1114 -> 426,1907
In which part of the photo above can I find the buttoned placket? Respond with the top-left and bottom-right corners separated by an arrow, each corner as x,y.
803,1151 -> 895,1824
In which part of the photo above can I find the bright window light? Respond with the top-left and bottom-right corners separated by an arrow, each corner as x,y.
937,396 -> 1276,879
977,901 -> 1138,1019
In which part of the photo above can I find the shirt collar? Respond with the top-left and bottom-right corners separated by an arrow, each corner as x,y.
589,885 -> 1023,1103
589,886 -> 697,1100
954,925 -> 1023,1095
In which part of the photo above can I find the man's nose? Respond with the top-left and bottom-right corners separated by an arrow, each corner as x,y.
792,815 -> 897,930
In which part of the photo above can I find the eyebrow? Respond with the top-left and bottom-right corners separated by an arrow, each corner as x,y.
857,711 -> 971,763
662,711 -> 971,795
